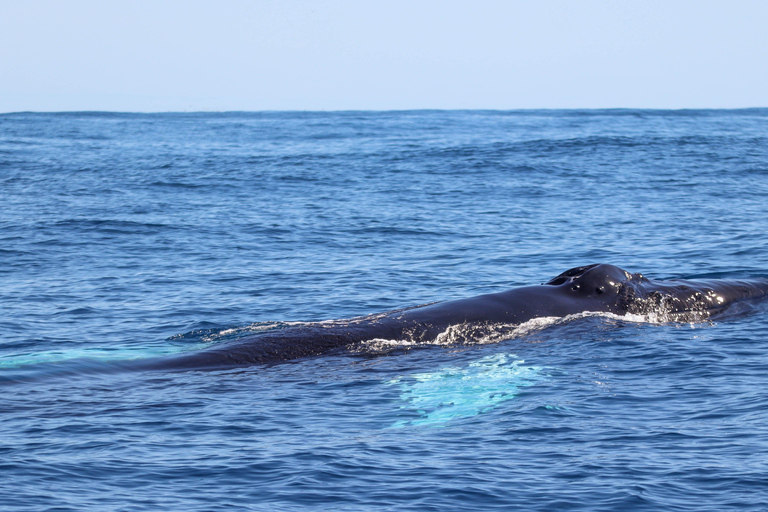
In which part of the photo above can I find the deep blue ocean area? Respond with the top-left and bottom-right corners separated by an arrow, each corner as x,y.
2,110 -> 768,511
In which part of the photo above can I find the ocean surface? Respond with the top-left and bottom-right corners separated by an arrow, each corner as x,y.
2,109 -> 768,511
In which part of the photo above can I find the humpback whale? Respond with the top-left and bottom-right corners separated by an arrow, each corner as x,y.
147,264 -> 768,371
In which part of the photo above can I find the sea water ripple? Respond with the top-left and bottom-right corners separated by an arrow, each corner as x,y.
2,110 -> 768,510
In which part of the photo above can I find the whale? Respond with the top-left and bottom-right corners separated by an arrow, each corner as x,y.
144,264 -> 768,371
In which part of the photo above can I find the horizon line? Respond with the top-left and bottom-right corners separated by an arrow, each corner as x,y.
3,107 -> 768,116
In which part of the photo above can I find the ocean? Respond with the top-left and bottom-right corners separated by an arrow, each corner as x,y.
2,109 -> 768,510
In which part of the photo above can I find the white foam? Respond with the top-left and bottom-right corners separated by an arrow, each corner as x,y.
358,310 -> 710,354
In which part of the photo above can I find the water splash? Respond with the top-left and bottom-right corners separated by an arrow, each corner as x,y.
388,353 -> 544,427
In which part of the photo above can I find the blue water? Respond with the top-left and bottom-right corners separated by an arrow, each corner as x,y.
2,110 -> 768,510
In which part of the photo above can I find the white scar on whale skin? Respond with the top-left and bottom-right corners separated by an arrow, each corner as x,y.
387,353 -> 545,428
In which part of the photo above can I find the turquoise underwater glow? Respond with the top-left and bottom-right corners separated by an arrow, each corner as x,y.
389,353 -> 544,427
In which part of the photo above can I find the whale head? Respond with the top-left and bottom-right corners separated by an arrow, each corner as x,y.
544,264 -> 768,321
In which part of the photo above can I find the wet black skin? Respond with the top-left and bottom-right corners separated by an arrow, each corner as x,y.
143,264 -> 768,371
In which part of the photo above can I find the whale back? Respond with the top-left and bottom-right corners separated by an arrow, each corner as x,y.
146,264 -> 768,371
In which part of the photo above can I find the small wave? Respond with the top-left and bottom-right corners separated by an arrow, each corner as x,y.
148,180 -> 207,189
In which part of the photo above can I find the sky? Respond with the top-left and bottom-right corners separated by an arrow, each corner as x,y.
1,0 -> 767,112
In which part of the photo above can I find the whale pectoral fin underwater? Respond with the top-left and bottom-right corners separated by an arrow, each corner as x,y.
139,264 -> 768,371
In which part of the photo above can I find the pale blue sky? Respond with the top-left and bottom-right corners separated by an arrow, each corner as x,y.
2,0 -> 767,112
